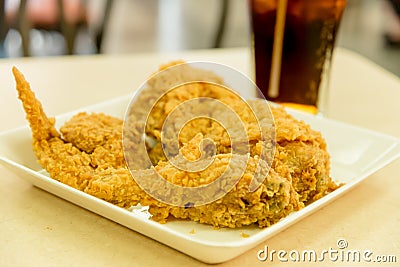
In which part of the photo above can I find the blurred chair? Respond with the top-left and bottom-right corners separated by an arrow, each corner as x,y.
0,0 -> 112,56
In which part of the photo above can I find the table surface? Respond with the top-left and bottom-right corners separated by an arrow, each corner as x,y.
0,47 -> 399,267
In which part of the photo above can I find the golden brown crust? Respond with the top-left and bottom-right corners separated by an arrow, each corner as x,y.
60,112 -> 125,169
13,63 -> 338,229
12,67 -> 60,141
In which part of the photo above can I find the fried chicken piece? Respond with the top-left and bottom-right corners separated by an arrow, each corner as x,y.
274,142 -> 334,203
13,67 -> 93,190
145,85 -> 275,167
12,67 -> 142,205
60,112 -> 122,153
252,105 -> 338,203
134,61 -> 337,205
148,92 -> 337,205
271,106 -> 339,202
169,166 -> 301,228
148,133 -> 302,228
13,66 -> 301,228
60,112 -> 125,169
271,106 -> 326,145
147,84 -> 267,144
132,62 -> 225,137
13,63 -> 337,229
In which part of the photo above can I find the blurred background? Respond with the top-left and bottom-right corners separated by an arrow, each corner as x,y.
1,0 -> 400,76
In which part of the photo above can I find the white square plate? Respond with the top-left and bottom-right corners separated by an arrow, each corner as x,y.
1,95 -> 399,264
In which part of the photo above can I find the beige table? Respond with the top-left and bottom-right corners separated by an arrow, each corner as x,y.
0,48 -> 399,266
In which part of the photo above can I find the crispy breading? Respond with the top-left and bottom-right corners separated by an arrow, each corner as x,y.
146,89 -> 336,205
60,112 -> 123,153
149,133 -> 302,227
60,112 -> 125,169
13,62 -> 339,228
251,104 -> 338,203
12,67 -> 59,141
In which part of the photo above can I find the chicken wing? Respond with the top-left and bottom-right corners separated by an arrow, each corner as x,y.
12,62 -> 338,229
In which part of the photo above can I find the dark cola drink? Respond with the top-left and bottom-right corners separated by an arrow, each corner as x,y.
250,0 -> 347,114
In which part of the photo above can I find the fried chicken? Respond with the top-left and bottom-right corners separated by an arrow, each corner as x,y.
150,133 -> 302,227
60,112 -> 125,169
12,62 -> 338,228
249,106 -> 339,203
13,67 -> 142,205
140,78 -> 337,204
